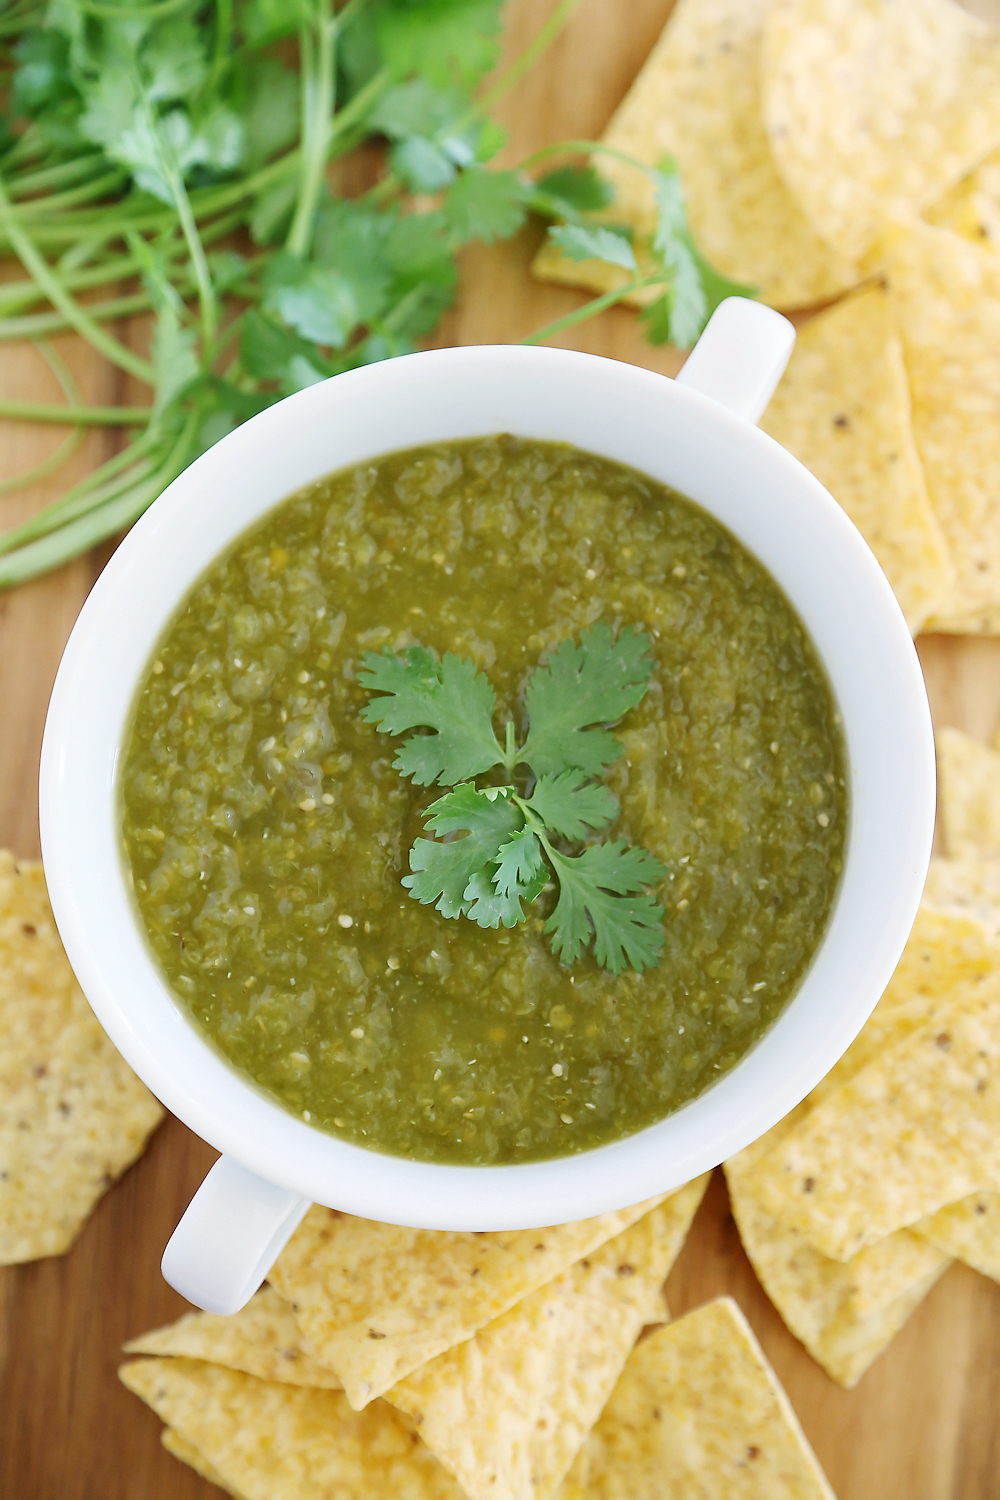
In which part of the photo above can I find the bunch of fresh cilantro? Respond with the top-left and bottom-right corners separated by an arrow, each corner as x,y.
0,0 -> 750,588
359,623 -> 668,976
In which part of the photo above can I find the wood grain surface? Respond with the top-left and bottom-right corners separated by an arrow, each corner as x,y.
2,3 -> 1000,1497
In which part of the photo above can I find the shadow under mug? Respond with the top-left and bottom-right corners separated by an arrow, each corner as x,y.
38,300 -> 935,1313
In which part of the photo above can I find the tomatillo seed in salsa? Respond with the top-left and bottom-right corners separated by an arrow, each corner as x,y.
120,436 -> 847,1166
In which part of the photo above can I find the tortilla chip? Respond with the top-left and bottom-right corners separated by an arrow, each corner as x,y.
759,284 -> 952,633
917,1190 -> 1000,1282
923,854 -> 1000,939
270,1194 -> 666,1409
805,904 -> 1000,1122
936,727 -> 1000,857
877,222 -> 1000,623
726,1136 -> 950,1387
555,1298 -> 835,1499
926,146 -> 1000,254
385,1179 -> 709,1500
532,0 -> 858,310
761,0 -> 1000,261
162,1427 -> 245,1497
0,851 -> 163,1263
123,1284 -> 340,1388
743,967 -> 1000,1260
121,1357 -> 463,1500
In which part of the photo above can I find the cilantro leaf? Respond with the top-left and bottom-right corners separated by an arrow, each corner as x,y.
391,135 -> 458,193
443,169 -> 531,245
523,772 -> 618,841
465,825 -> 546,929
546,224 -> 636,271
544,842 -> 667,975
359,647 -> 504,786
534,164 -> 614,216
520,623 -> 654,778
374,0 -> 503,89
404,784 -> 522,919
646,158 -> 755,349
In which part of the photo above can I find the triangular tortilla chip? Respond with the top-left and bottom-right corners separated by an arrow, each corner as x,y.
385,1181 -> 708,1500
761,0 -> 1000,260
120,1358 -> 462,1500
0,851 -> 163,1263
270,1195 -> 665,1409
877,223 -> 1000,623
726,1125 -> 949,1387
743,968 -> 1000,1260
936,727 -> 1000,857
759,284 -> 952,633
926,145 -> 1000,254
533,0 -> 858,311
555,1298 -> 835,1499
162,1427 -> 245,1496
923,853 -> 1000,939
917,1190 -> 1000,1282
123,1284 -> 340,1388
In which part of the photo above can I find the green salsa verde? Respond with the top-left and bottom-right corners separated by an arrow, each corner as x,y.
120,437 -> 847,1165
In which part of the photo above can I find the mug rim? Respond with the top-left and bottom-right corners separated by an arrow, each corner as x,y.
39,342 -> 935,1228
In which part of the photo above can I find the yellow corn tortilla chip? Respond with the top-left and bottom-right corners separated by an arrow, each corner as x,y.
121,1357 -> 463,1500
926,146 -> 1000,254
761,0 -> 1000,262
759,284 -> 952,633
807,903 -> 1000,1116
270,1194 -> 666,1409
555,1298 -> 835,1499
923,853 -> 1000,939
917,1190 -> 1000,1281
162,1427 -> 246,1498
743,968 -> 1000,1260
936,727 -> 1000,857
0,850 -> 163,1263
532,0 -> 858,311
123,1284 -> 340,1388
878,222 -> 1000,623
725,1140 -> 949,1387
385,1180 -> 709,1500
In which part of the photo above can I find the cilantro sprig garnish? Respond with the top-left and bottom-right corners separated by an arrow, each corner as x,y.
359,623 -> 667,975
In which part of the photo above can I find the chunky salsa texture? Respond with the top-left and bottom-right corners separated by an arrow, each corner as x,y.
120,436 -> 847,1165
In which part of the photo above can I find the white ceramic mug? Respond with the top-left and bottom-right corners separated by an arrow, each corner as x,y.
38,300 -> 935,1314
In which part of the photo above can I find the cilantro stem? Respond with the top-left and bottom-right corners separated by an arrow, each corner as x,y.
519,273 -> 667,345
287,0 -> 338,259
7,153 -> 111,198
0,399 -> 151,425
0,413 -> 198,585
0,175 -> 157,385
478,0 -> 584,113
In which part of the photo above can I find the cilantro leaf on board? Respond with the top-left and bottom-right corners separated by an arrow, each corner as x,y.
404,784 -> 523,919
443,169 -> 531,245
645,158 -> 754,348
544,842 -> 667,975
534,164 -> 614,217
546,224 -> 636,271
523,771 -> 618,841
519,623 -> 654,778
359,647 -> 504,786
374,0 -> 503,89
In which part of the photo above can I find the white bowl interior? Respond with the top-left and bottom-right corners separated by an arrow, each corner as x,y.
39,345 -> 935,1228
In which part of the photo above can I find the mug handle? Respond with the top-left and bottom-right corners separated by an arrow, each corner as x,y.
675,297 -> 795,424
161,1155 -> 310,1314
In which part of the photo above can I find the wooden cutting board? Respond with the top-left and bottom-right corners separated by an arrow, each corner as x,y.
1,3 -> 999,1495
